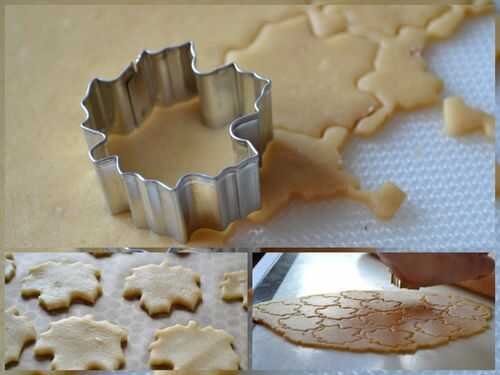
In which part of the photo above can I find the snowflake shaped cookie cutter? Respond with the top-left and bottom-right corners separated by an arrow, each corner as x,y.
81,41 -> 273,242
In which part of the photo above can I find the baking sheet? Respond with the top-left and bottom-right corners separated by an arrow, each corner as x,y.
4,251 -> 248,370
225,12 -> 495,250
251,253 -> 495,370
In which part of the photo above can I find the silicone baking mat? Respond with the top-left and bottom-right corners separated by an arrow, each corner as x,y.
4,251 -> 248,370
252,253 -> 495,370
226,13 -> 494,250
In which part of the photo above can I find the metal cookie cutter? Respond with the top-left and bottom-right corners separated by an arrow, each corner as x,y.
81,41 -> 272,242
391,272 -> 419,290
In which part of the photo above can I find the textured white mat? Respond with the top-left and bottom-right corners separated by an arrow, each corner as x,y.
226,13 -> 494,250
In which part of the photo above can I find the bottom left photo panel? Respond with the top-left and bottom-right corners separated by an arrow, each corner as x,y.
3,249 -> 249,371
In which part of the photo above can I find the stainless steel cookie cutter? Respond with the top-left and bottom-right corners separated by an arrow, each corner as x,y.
81,41 -> 272,242
391,272 -> 419,290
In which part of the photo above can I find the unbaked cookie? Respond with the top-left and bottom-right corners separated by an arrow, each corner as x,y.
443,96 -> 494,141
33,315 -> 128,370
5,306 -> 37,365
220,270 -> 248,309
123,260 -> 202,316
149,320 -> 239,370
21,261 -> 102,310
5,252 -> 16,282
254,290 -> 491,352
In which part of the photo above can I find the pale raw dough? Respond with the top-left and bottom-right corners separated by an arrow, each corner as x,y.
5,306 -> 37,365
149,320 -> 240,370
5,252 -> 16,282
355,27 -> 443,136
253,129 -> 407,222
443,96 -> 495,141
426,2 -> 494,39
123,260 -> 202,315
33,315 -> 128,370
324,4 -> 448,38
227,15 -> 380,138
107,99 -> 234,186
220,270 -> 248,309
253,291 -> 491,352
190,129 -> 406,243
21,261 -> 102,310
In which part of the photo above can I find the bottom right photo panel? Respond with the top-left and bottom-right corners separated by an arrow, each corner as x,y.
251,251 -> 495,370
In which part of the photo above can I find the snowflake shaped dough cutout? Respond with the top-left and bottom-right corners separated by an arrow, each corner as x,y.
123,260 -> 202,316
5,307 -> 37,364
149,320 -> 239,370
220,270 -> 248,308
21,261 -> 102,310
33,315 -> 128,370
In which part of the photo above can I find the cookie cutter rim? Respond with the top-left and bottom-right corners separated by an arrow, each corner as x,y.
80,41 -> 273,243
390,272 -> 419,290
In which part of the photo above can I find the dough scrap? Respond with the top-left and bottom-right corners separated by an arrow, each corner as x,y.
220,270 -> 248,309
123,260 -> 202,316
33,315 -> 128,370
328,4 -> 448,38
309,2 -> 492,40
149,320 -> 240,370
307,6 -> 347,38
254,129 -> 407,221
5,252 -> 16,282
253,290 -> 491,353
443,96 -> 495,141
356,27 -> 443,136
190,128 -> 406,244
426,2 -> 494,40
227,15 -> 380,138
5,307 -> 37,365
21,261 -> 102,310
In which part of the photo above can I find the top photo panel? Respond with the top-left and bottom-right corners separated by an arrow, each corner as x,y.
4,3 -> 496,249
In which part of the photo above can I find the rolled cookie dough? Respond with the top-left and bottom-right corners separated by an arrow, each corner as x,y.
5,252 -> 16,282
123,260 -> 202,316
220,270 -> 248,309
254,290 -> 491,353
33,315 -> 128,370
21,261 -> 102,310
5,306 -> 37,365
443,96 -> 495,141
149,320 -> 240,370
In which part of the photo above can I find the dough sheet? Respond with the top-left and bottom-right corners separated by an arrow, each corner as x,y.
253,290 -> 492,353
